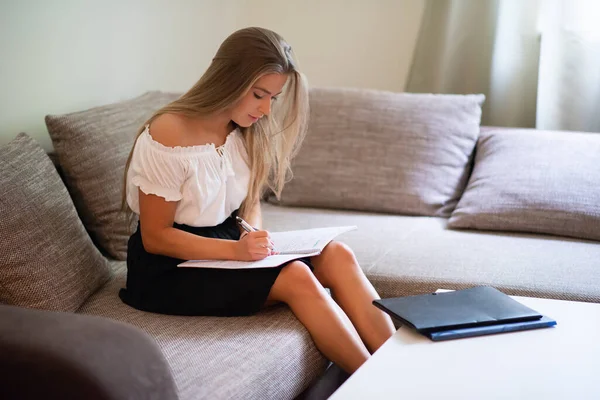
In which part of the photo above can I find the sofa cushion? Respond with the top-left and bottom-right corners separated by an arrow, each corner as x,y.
45,91 -> 181,260
260,203 -> 600,303
269,88 -> 485,217
448,128 -> 600,241
0,133 -> 110,312
78,263 -> 328,400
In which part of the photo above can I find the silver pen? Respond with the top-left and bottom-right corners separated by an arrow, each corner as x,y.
236,216 -> 257,234
237,216 -> 275,252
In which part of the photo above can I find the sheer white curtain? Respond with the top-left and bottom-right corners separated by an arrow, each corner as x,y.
487,0 -> 540,128
537,0 -> 600,132
406,0 -> 600,133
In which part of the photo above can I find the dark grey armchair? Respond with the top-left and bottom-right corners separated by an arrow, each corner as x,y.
0,304 -> 178,400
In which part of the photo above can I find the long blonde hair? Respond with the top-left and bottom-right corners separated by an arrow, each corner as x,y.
122,27 -> 309,220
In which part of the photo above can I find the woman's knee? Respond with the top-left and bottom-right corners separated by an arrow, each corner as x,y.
314,241 -> 361,282
269,261 -> 323,303
322,241 -> 356,264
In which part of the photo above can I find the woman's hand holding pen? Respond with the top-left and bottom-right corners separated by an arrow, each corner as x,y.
235,216 -> 277,261
236,230 -> 277,261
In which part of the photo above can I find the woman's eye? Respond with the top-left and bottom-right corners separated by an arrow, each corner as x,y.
272,97 -> 278,102
253,93 -> 263,100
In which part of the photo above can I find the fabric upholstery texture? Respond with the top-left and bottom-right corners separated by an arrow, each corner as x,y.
261,202 -> 600,303
270,88 -> 485,217
78,263 -> 328,400
45,91 -> 181,260
448,128 -> 600,241
0,133 -> 110,312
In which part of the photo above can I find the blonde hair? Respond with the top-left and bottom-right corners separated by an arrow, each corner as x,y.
122,27 -> 309,221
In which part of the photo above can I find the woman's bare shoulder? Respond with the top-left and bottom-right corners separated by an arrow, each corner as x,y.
147,113 -> 189,148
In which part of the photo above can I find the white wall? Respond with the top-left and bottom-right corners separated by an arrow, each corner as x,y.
237,0 -> 424,92
0,0 -> 425,151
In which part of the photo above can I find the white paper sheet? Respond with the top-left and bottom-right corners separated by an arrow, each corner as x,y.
178,225 -> 357,269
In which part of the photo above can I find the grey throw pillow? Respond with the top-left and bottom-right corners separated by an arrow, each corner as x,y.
448,128 -> 600,241
269,88 -> 485,217
0,133 -> 110,311
45,91 -> 180,260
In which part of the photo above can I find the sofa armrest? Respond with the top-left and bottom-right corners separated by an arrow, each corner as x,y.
0,304 -> 178,400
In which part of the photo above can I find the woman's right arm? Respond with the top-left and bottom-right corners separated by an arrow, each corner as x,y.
138,190 -> 273,261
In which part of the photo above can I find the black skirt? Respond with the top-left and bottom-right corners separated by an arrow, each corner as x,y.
119,211 -> 313,316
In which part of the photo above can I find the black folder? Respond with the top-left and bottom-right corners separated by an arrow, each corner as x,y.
373,286 -> 543,334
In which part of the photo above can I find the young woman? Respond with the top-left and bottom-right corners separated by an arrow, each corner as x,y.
119,27 -> 394,374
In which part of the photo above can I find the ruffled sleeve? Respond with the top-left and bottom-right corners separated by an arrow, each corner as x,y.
128,131 -> 188,202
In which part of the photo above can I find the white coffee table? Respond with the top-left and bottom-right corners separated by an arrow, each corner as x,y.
330,296 -> 600,399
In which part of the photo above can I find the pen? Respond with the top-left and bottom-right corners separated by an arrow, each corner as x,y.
236,216 -> 257,234
236,216 -> 276,253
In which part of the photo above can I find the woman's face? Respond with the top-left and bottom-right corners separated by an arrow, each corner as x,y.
230,73 -> 288,127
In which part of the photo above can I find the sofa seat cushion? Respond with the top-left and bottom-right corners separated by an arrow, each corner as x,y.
78,263 -> 327,400
261,203 -> 600,303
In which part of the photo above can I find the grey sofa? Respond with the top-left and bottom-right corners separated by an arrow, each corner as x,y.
1,88 -> 599,400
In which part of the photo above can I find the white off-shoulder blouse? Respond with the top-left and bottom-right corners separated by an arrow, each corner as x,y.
126,125 -> 251,227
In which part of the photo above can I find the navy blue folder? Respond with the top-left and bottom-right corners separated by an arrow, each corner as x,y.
373,286 -> 556,340
427,315 -> 556,341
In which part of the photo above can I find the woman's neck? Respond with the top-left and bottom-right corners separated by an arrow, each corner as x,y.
195,112 -> 234,139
